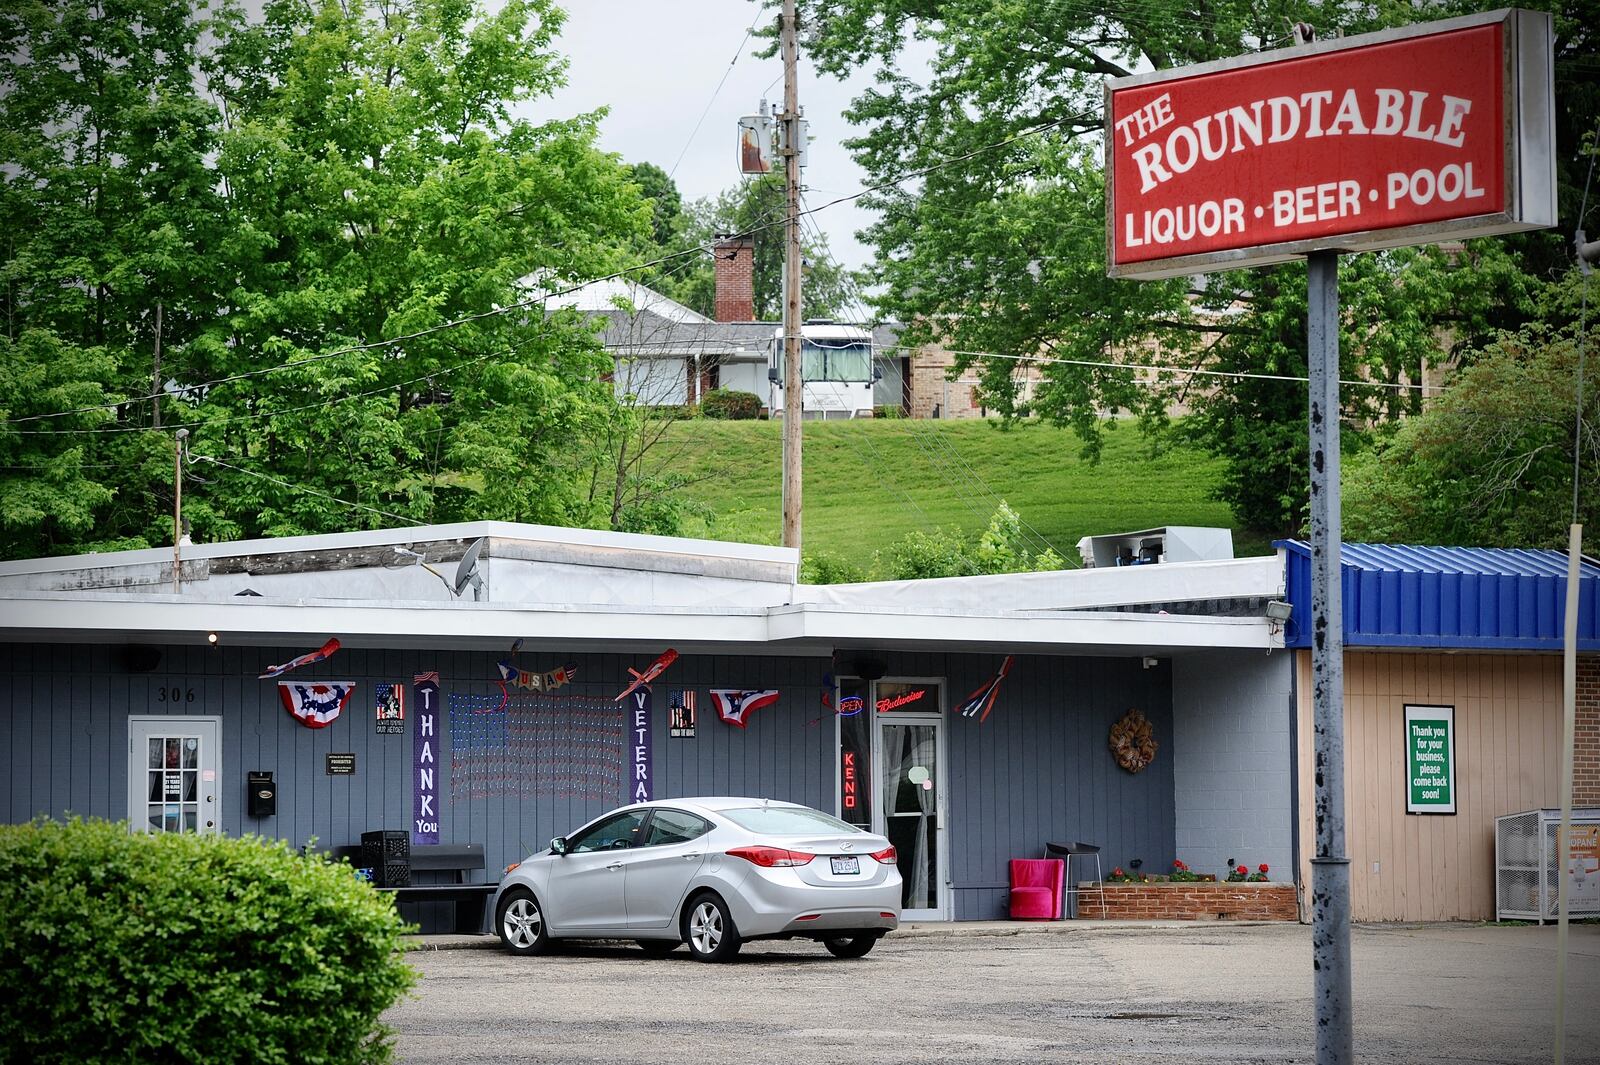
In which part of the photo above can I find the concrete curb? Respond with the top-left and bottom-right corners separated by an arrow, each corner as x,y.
402,918 -> 1292,952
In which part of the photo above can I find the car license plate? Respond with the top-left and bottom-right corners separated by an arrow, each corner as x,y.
830,856 -> 860,875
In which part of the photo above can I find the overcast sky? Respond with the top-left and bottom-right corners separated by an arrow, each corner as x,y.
517,1 -> 906,277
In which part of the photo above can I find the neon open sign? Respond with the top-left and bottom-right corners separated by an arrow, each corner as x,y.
1105,9 -> 1555,279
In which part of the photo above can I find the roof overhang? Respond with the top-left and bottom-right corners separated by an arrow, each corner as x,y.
0,590 -> 1277,656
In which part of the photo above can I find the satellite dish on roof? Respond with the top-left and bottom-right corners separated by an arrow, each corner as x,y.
454,537 -> 486,601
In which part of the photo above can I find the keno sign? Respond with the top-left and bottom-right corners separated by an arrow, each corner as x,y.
1105,9 -> 1556,279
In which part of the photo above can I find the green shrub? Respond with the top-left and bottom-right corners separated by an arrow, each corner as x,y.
701,388 -> 763,420
0,818 -> 416,1065
800,551 -> 867,585
872,405 -> 904,419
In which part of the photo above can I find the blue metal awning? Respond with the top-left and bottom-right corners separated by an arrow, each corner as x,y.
1275,541 -> 1600,651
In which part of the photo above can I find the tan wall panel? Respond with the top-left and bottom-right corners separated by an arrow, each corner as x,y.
1296,651 -> 1561,922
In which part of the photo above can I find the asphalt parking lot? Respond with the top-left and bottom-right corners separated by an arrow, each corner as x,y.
387,921 -> 1600,1064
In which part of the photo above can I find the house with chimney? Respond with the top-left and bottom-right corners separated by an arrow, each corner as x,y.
549,235 -> 1042,419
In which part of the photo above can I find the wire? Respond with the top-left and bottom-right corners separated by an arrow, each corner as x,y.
797,204 -> 1068,561
9,108 -> 1095,433
669,7 -> 766,178
1572,119 -> 1599,524
189,453 -> 426,527
875,342 -> 1440,395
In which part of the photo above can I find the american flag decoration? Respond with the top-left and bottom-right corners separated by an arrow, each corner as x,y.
957,656 -> 1015,724
414,671 -> 439,684
709,689 -> 780,729
278,680 -> 357,729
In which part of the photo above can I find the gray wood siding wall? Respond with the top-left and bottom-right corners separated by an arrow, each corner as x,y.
869,651 -> 1175,920
1,642 -> 1175,924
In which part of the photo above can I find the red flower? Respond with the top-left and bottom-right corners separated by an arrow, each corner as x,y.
1259,864 -> 1270,874
1238,865 -> 1249,873
1112,867 -> 1124,877
1173,859 -> 1187,870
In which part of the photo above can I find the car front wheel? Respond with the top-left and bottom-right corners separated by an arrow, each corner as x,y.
497,888 -> 550,956
683,895 -> 741,962
823,934 -> 879,959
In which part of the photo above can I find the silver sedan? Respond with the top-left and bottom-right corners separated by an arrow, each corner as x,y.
491,797 -> 901,961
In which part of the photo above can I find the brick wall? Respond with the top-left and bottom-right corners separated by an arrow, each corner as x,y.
1580,656 -> 1600,807
1077,883 -> 1298,921
712,235 -> 754,322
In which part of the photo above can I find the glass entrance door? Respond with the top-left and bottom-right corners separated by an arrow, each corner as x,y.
128,717 -> 221,834
873,681 -> 946,920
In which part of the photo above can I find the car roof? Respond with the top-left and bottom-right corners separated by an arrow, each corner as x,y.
633,796 -> 809,814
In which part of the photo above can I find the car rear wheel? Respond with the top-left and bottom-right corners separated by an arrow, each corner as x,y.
636,939 -> 678,957
683,895 -> 741,962
497,888 -> 550,956
822,934 -> 879,959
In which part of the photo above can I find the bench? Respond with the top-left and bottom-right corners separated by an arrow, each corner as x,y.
329,842 -> 497,935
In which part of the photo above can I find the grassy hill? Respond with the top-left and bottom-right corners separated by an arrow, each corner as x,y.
656,418 -> 1269,569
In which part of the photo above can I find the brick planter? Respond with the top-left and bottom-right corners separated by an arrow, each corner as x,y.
1077,882 -> 1298,921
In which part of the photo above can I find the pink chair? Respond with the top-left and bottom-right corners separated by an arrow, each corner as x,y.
1008,858 -> 1064,920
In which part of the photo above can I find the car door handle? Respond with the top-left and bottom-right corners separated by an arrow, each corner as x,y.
683,853 -> 702,861
607,862 -> 624,871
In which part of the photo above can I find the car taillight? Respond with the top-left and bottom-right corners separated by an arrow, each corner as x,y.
870,846 -> 897,864
727,846 -> 815,868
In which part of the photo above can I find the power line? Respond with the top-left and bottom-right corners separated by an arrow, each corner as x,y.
9,108 -> 1095,433
877,342 -> 1442,395
669,7 -> 766,178
799,205 -> 1069,561
189,453 -> 426,527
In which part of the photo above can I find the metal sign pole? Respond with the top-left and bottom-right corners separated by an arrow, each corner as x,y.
1306,249 -> 1353,1064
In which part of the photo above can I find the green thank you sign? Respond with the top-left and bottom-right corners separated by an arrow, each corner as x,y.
1405,704 -> 1456,814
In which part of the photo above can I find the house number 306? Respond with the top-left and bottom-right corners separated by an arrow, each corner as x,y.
157,686 -> 196,703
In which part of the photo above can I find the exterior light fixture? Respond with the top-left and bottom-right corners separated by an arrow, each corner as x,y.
207,632 -> 219,645
1265,600 -> 1293,622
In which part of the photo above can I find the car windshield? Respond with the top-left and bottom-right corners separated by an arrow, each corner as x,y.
721,806 -> 861,835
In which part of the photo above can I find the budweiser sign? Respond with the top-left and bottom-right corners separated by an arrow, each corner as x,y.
1105,9 -> 1556,279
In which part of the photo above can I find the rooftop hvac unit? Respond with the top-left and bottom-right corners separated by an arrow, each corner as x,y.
1495,808 -> 1600,922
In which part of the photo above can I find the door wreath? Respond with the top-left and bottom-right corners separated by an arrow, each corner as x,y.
1109,708 -> 1158,773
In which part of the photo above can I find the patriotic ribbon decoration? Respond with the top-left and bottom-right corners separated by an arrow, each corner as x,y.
957,656 -> 1014,723
278,680 -> 356,729
709,689 -> 780,728
496,660 -> 577,692
259,638 -> 341,679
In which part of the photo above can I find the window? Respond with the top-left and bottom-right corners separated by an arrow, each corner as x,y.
722,806 -> 862,835
643,809 -> 712,847
775,341 -> 873,383
567,810 -> 649,852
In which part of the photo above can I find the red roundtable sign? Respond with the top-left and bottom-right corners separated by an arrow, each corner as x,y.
1105,12 -> 1553,278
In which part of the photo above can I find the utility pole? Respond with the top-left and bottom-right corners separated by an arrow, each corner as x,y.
151,301 -> 163,429
173,428 -> 187,594
779,0 -> 803,551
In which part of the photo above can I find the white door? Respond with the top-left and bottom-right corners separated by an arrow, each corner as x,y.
128,717 -> 222,834
872,680 -> 948,921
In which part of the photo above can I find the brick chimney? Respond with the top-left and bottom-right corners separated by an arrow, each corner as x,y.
713,233 -> 755,322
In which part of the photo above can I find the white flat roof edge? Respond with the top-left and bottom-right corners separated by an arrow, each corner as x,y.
0,593 -> 1273,651
0,521 -> 799,576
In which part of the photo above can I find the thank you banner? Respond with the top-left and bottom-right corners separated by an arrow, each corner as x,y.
413,671 -> 441,844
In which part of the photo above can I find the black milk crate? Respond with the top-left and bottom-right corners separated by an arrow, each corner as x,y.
362,830 -> 409,861
375,860 -> 411,888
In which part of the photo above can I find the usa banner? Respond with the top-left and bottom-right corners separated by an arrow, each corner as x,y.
628,689 -> 652,803
412,671 -> 441,846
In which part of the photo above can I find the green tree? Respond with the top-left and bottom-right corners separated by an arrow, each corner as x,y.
0,0 -> 657,557
649,171 -> 854,321
795,0 -> 1593,536
0,0 -> 230,555
1343,274 -> 1599,552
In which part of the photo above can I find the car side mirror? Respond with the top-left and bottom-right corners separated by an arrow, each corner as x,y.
550,837 -> 568,856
